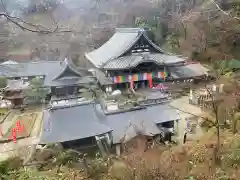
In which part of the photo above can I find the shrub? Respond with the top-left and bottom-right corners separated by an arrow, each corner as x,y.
222,149 -> 240,168
54,149 -> 81,166
88,154 -> 108,178
0,157 -> 23,174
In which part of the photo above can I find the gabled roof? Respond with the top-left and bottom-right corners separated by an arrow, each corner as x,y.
0,58 -> 93,87
44,57 -> 93,87
85,28 -> 172,69
53,57 -> 86,80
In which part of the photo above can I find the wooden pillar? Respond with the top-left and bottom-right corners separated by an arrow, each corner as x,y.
189,89 -> 193,104
95,137 -> 106,156
116,144 -> 121,156
175,120 -> 179,136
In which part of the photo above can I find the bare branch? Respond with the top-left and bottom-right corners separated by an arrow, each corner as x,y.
0,0 -> 73,34
211,0 -> 240,21
0,12 -> 73,34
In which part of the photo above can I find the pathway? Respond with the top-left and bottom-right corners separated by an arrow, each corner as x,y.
170,96 -> 204,144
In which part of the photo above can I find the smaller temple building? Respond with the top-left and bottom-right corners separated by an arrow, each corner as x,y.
85,28 -> 209,93
0,57 -> 95,106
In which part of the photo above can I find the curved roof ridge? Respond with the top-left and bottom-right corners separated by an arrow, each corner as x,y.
85,29 -> 142,68
85,27 -> 180,69
53,57 -> 84,80
100,31 -> 144,68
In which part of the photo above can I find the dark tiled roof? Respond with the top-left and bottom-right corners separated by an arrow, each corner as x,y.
53,58 -> 88,80
169,63 -> 209,79
103,53 -> 185,70
95,103 -> 180,144
44,58 -> 93,86
44,76 -> 95,87
40,102 -> 180,144
0,58 -> 93,87
0,61 -> 60,77
40,103 -> 112,144
85,28 -> 142,68
85,28 -> 176,69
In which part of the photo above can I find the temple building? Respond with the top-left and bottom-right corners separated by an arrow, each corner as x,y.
0,57 -> 95,105
85,28 -> 209,93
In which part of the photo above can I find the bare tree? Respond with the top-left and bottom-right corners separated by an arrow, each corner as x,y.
0,0 -> 79,62
0,3 -> 72,34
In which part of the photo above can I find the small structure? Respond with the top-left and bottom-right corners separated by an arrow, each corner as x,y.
85,28 -> 209,92
3,80 -> 29,108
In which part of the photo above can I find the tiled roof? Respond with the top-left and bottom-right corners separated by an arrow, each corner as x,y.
169,63 -> 209,79
39,102 -> 180,144
44,57 -> 93,86
0,61 -> 61,77
95,103 -> 180,144
44,76 -> 95,87
103,53 -> 185,70
53,57 -> 88,80
85,28 -> 170,69
0,58 -> 93,87
40,103 -> 112,144
85,28 -> 141,68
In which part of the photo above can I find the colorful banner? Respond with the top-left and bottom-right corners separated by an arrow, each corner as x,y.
111,71 -> 168,83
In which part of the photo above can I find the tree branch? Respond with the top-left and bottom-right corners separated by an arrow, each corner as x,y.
0,0 -> 74,34
0,12 -> 73,34
211,0 -> 240,21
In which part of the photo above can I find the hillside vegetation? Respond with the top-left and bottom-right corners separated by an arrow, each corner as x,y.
2,0 -> 239,65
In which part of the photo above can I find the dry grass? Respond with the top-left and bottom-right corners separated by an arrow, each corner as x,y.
107,129 -> 240,180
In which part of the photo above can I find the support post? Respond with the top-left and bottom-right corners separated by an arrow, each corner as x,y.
116,144 -> 121,156
175,119 -> 179,136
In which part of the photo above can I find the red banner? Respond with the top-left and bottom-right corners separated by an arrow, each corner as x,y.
130,80 -> 134,90
147,73 -> 153,88
148,78 -> 153,88
12,128 -> 17,143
